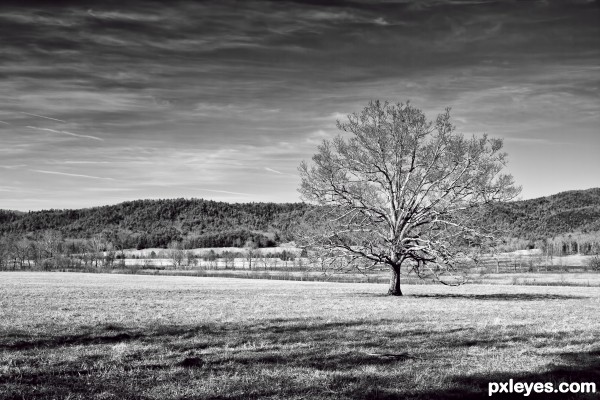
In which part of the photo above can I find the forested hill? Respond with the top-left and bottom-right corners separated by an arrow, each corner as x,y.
488,188 -> 600,240
0,199 -> 309,249
1,188 -> 599,248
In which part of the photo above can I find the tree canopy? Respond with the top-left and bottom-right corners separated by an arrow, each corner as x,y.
298,100 -> 520,295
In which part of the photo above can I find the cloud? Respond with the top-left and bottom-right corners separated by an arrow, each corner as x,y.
60,160 -> 111,164
503,137 -> 560,145
198,189 -> 251,196
79,187 -> 135,192
26,126 -> 103,141
85,10 -> 162,22
0,164 -> 26,169
31,169 -> 115,181
20,112 -> 66,122
264,167 -> 284,175
305,129 -> 337,145
0,0 -> 598,209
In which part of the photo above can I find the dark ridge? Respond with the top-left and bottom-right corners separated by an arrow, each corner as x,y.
1,188 -> 599,248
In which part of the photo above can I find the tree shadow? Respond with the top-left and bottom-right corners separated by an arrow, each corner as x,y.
410,293 -> 587,301
0,323 -> 218,351
219,348 -> 600,399
3,319 -> 598,399
412,349 -> 600,400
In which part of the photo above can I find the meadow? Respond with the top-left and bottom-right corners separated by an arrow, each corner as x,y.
1,272 -> 599,399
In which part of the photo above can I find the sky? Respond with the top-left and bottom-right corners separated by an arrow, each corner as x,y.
1,0 -> 599,211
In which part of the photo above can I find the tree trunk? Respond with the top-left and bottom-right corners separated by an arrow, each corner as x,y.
388,263 -> 402,296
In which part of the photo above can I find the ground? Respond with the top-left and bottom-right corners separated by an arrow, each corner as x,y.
1,272 -> 599,399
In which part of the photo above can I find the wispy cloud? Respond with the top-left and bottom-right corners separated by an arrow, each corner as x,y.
0,0 -> 598,209
31,169 -> 115,181
503,137 -> 569,145
26,126 -> 103,141
264,167 -> 284,175
264,167 -> 296,177
0,165 -> 26,169
61,161 -> 111,164
198,189 -> 251,196
80,187 -> 134,192
20,112 -> 66,123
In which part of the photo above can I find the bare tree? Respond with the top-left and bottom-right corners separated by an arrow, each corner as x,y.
223,251 -> 235,269
0,236 -> 9,270
38,230 -> 63,269
104,241 -> 116,268
298,101 -> 520,295
168,241 -> 185,269
0,234 -> 17,270
88,234 -> 106,268
185,250 -> 198,269
244,240 -> 258,269
14,238 -> 33,269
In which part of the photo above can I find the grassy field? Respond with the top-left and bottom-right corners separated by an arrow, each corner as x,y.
98,268 -> 600,287
1,272 -> 599,399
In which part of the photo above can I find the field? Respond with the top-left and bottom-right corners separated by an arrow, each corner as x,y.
1,273 -> 599,399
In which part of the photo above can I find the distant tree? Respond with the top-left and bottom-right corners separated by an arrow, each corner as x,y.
222,251 -> 235,269
13,238 -> 33,269
0,234 -> 16,270
168,241 -> 185,268
204,249 -> 218,262
298,100 -> 520,295
244,240 -> 258,269
87,234 -> 106,268
587,255 -> 600,272
38,230 -> 63,268
104,242 -> 116,268
185,250 -> 197,268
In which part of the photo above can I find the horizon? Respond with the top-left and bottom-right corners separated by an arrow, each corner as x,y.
1,1 -> 599,211
4,186 -> 600,213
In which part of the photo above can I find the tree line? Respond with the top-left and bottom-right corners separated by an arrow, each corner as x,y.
0,229 -> 300,271
1,189 -> 600,256
0,199 -> 309,249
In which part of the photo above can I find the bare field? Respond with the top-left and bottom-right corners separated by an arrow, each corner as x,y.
1,272 -> 599,399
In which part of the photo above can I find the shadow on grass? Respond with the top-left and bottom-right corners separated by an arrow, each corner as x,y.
1,319 -> 377,351
225,348 -> 600,400
409,293 -> 587,301
0,323 -> 218,350
415,349 -> 600,400
2,319 -> 598,399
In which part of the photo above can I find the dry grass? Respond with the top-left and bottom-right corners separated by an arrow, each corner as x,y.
88,266 -> 600,287
473,272 -> 600,287
1,272 -> 599,399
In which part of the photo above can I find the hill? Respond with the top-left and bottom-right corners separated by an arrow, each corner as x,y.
0,199 -> 309,249
488,188 -> 600,240
1,188 -> 599,249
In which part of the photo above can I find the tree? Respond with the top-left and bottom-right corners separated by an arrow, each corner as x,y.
13,238 -> 33,269
168,241 -> 185,269
39,230 -> 63,268
244,240 -> 258,269
88,234 -> 107,268
298,100 -> 520,295
0,234 -> 15,270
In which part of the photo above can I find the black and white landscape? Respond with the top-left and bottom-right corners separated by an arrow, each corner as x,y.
1,1 -> 599,399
